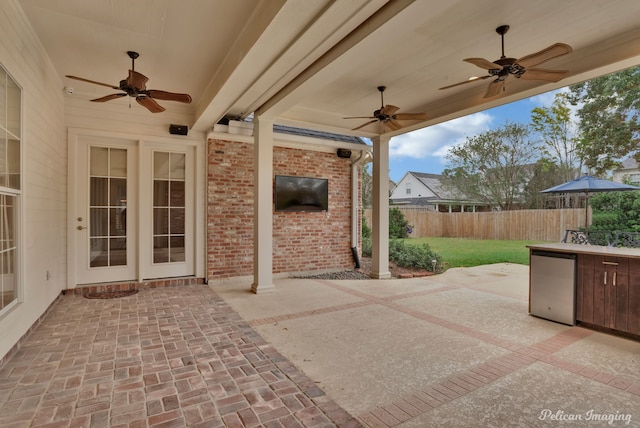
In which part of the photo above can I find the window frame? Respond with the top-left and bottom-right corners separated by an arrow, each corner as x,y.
0,62 -> 22,318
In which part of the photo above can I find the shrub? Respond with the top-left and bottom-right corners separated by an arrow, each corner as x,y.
362,210 -> 371,238
362,236 -> 372,257
389,239 -> 441,272
389,207 -> 411,239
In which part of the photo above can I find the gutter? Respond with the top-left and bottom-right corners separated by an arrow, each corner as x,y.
351,148 -> 372,267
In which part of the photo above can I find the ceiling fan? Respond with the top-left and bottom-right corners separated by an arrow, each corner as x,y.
439,25 -> 572,98
65,51 -> 192,113
344,86 -> 428,132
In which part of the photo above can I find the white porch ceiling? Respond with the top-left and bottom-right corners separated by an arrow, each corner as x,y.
19,0 -> 640,136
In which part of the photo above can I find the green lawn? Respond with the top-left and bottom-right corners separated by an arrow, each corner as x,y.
402,237 -> 549,270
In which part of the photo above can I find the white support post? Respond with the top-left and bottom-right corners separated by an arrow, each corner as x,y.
252,116 -> 275,293
371,135 -> 391,279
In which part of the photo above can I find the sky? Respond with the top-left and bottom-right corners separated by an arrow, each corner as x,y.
380,90 -> 561,183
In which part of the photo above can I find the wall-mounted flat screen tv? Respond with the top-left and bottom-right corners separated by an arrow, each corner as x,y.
274,175 -> 329,212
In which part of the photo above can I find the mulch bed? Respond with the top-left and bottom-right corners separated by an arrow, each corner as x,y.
295,257 -> 434,280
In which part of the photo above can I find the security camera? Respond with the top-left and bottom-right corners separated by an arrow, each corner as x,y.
65,87 -> 73,94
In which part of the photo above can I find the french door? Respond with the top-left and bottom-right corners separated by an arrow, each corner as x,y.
73,135 -> 194,285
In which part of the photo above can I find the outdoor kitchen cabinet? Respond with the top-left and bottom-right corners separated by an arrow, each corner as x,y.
576,254 -> 634,333
529,243 -> 640,339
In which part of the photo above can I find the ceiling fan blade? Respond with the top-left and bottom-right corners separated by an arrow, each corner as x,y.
146,90 -> 192,104
352,119 -> 378,131
439,75 -> 491,90
516,43 -> 572,69
394,112 -> 428,121
520,68 -> 569,82
127,70 -> 149,90
464,58 -> 502,70
136,96 -> 165,113
484,79 -> 505,98
344,116 -> 376,119
380,105 -> 400,116
91,93 -> 126,102
385,119 -> 403,131
66,75 -> 119,90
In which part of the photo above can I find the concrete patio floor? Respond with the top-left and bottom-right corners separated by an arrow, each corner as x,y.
216,263 -> 640,427
0,263 -> 638,427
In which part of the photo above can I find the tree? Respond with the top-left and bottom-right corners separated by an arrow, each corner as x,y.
530,92 -> 582,182
521,159 -> 569,209
389,207 -> 410,239
361,162 -> 373,208
567,66 -> 640,174
441,122 -> 539,210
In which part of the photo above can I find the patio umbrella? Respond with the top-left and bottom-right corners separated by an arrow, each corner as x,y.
540,175 -> 640,226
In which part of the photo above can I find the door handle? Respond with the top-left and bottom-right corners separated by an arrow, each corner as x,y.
604,271 -> 607,285
77,225 -> 87,230
613,271 -> 616,286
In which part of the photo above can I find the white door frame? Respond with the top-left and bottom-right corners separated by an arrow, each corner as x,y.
67,128 -> 205,288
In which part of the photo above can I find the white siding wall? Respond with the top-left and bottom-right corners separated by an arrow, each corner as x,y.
0,1 -> 67,359
389,174 -> 435,200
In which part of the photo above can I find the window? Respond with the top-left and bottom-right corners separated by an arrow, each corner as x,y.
629,173 -> 640,186
0,64 -> 21,315
406,181 -> 412,195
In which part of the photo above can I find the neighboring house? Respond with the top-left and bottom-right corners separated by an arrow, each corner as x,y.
389,171 -> 489,212
612,157 -> 640,185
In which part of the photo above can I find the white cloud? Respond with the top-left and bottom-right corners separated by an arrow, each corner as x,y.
389,111 -> 493,161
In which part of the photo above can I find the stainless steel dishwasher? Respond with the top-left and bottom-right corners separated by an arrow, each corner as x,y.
529,250 -> 577,326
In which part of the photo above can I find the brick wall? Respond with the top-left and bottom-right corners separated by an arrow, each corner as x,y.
208,138 -> 359,279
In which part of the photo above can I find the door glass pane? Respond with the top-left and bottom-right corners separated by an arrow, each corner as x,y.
110,149 -> 127,177
153,151 -> 186,265
90,178 -> 108,206
170,153 -> 185,179
90,238 -> 108,267
153,208 -> 168,234
153,180 -> 169,206
89,147 -> 127,268
90,208 -> 108,236
170,181 -> 185,206
153,237 -> 169,263
154,152 -> 169,179
170,237 -> 185,262
170,208 -> 185,234
90,147 -> 108,176
110,238 -> 127,266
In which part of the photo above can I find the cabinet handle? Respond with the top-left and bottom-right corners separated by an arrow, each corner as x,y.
613,271 -> 616,286
604,271 -> 607,285
602,261 -> 619,266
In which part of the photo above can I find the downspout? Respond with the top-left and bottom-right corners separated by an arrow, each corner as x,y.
351,148 -> 372,268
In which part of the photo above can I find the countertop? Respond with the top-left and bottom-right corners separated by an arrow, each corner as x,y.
527,243 -> 640,259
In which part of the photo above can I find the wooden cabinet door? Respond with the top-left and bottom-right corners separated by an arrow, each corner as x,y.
628,260 -> 640,335
596,256 -> 628,331
576,254 -> 595,323
611,257 -> 629,332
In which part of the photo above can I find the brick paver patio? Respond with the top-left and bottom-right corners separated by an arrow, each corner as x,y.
0,286 -> 362,427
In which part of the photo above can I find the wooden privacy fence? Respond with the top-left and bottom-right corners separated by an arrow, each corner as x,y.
364,208 -> 588,241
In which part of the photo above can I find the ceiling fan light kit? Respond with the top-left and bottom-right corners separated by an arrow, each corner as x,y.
439,24 -> 572,98
65,51 -> 192,113
343,85 -> 428,132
